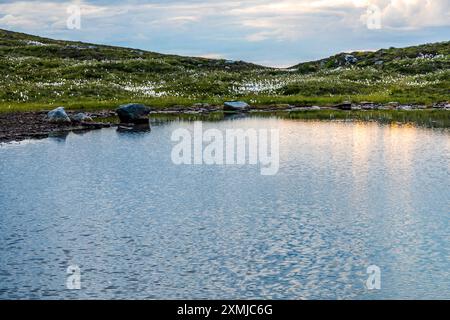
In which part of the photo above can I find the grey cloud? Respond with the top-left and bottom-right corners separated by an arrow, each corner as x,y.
0,0 -> 448,66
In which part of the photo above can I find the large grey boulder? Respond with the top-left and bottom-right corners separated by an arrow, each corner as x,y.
224,101 -> 250,113
116,104 -> 151,124
46,107 -> 71,123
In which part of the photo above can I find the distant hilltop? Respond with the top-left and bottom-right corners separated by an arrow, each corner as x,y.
290,41 -> 450,74
1,28 -> 448,72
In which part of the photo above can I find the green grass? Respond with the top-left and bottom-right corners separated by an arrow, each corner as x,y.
0,29 -> 449,115
0,92 -> 446,114
0,97 -> 203,113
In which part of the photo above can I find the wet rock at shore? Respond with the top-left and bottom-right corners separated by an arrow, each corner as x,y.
46,107 -> 71,123
433,103 -> 450,110
192,103 -> 211,109
71,112 -> 93,123
224,101 -> 250,113
387,102 -> 399,109
116,104 -> 151,124
397,105 -> 413,111
80,122 -> 111,129
333,101 -> 352,110
360,102 -> 377,110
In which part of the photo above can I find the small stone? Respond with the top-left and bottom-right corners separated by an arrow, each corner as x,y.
46,107 -> 71,124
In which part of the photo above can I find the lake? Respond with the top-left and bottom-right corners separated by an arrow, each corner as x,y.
0,117 -> 449,299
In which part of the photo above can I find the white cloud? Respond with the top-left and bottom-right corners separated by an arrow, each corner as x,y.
366,0 -> 450,29
1,1 -> 448,35
0,13 -> 42,29
0,0 -> 448,65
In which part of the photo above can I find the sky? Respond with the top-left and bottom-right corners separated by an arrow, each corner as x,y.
0,0 -> 449,67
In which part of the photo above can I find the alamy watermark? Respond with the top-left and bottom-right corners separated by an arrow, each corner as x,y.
366,5 -> 382,30
353,1 -> 382,29
171,122 -> 280,175
66,265 -> 81,290
67,4 -> 81,30
366,265 -> 381,290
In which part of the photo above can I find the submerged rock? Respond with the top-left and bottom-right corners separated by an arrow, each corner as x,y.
46,107 -> 71,123
116,104 -> 151,124
224,101 -> 250,112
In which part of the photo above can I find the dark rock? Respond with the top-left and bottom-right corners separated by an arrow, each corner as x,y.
116,104 -> 151,124
334,101 -> 352,110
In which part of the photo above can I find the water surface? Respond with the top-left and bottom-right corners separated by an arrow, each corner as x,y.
0,118 -> 449,299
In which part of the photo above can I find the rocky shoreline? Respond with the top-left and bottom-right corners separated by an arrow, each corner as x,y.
1,102 -> 448,144
0,110 -> 115,144
150,101 -> 450,114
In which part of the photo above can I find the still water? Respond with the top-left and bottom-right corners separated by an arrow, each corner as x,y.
0,118 -> 449,299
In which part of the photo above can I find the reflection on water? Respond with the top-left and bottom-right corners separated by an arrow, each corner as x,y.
0,118 -> 448,299
117,123 -> 151,133
48,131 -> 70,142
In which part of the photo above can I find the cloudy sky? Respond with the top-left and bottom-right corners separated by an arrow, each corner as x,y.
0,0 -> 449,67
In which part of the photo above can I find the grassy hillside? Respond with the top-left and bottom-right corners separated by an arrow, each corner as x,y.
0,29 -> 449,111
291,42 -> 450,73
